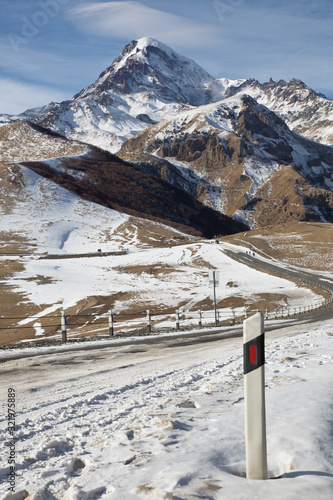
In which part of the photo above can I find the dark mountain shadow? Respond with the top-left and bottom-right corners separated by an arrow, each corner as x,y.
22,146 -> 248,239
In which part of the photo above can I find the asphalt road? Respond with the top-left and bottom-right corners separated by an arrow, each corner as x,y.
222,248 -> 333,322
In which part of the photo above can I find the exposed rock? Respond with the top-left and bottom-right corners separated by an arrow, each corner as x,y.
119,95 -> 333,229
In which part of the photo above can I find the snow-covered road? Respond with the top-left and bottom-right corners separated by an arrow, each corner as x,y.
1,319 -> 333,499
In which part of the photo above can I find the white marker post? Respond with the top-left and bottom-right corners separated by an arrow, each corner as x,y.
61,310 -> 67,343
243,312 -> 267,480
198,310 -> 202,327
108,310 -> 114,337
147,310 -> 151,334
209,270 -> 219,326
176,309 -> 180,331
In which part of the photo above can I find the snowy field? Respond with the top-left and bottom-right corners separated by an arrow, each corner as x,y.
1,319 -> 333,499
11,242 -> 322,316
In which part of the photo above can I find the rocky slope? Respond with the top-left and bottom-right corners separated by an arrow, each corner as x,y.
119,94 -> 333,228
0,120 -> 246,239
0,121 -> 88,164
21,146 -> 246,238
228,78 -> 333,145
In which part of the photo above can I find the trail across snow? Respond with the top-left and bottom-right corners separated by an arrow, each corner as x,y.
1,319 -> 333,499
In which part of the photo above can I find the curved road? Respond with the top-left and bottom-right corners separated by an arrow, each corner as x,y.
223,247 -> 333,321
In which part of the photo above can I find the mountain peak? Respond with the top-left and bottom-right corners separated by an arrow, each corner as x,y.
74,37 -> 221,106
109,36 -> 199,77
130,37 -> 174,54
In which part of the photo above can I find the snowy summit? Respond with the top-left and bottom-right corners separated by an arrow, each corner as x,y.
74,37 -> 226,105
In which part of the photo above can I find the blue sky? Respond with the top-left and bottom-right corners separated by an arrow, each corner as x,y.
1,0 -> 332,114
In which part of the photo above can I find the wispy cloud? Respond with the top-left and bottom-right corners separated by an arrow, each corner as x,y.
0,41 -> 71,84
206,0 -> 333,92
68,1 -> 222,47
0,77 -> 68,115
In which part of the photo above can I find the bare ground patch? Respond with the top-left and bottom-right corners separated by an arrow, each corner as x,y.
223,222 -> 333,274
0,286 -> 59,347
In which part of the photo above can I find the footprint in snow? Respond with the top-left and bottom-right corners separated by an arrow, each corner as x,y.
153,417 -> 193,431
176,400 -> 197,408
65,457 -> 86,475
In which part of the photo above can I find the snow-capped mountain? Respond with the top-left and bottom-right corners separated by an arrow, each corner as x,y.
2,37 -> 332,154
2,38 -> 244,153
119,94 -> 333,228
74,37 -> 228,105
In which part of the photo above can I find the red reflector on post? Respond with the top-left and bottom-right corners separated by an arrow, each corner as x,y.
249,345 -> 257,364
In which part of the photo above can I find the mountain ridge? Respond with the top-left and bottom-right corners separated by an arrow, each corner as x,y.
1,37 -> 332,151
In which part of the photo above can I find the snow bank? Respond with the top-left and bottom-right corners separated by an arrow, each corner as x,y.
0,320 -> 332,499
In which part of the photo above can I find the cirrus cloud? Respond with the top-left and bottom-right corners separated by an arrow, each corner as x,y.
68,1 -> 222,48
0,77 -> 69,115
